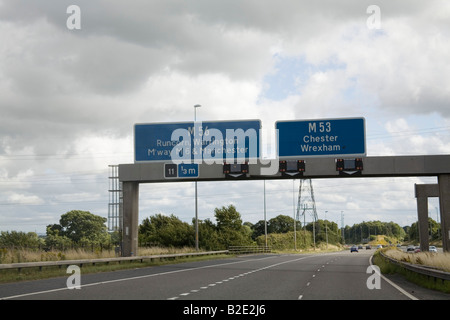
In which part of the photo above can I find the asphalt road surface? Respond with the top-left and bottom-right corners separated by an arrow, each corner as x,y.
1,249 -> 449,301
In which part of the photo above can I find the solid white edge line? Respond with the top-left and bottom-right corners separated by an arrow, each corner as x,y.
369,255 -> 419,300
0,255 -> 279,300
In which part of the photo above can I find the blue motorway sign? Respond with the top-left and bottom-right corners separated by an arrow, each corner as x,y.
276,118 -> 366,158
135,120 -> 261,163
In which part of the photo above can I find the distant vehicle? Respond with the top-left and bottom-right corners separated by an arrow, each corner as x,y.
429,246 -> 437,253
414,246 -> 421,253
396,244 -> 402,247
358,245 -> 363,249
376,244 -> 383,249
366,245 -> 372,250
350,245 -> 358,253
406,245 -> 415,252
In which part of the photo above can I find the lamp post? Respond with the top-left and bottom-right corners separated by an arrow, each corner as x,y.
194,104 -> 201,251
325,210 -> 328,249
264,180 -> 267,247
293,180 -> 296,250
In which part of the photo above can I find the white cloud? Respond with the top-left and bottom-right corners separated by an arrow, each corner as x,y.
6,193 -> 44,205
1,0 -> 449,233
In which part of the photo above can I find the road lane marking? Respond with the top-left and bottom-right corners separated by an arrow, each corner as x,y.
298,255 -> 342,300
173,254 -> 333,300
369,255 -> 419,300
0,255 -> 280,300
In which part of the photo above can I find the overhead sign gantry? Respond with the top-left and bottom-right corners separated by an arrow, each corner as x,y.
118,117 -> 450,256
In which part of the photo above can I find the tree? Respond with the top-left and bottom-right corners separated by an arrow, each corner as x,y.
197,218 -> 221,250
45,225 -> 72,250
407,217 -> 440,243
250,215 -> 301,240
314,219 -> 340,244
268,215 -> 296,233
214,205 -> 242,230
46,210 -> 108,245
0,231 -> 43,249
214,205 -> 253,248
343,220 -> 405,244
139,214 -> 194,247
250,220 -> 267,240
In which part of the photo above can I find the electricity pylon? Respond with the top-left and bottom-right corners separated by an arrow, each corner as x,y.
296,179 -> 318,249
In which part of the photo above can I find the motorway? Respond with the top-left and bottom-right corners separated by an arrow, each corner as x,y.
0,249 -> 449,301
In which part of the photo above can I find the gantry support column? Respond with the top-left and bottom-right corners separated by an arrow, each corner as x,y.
415,184 -> 439,252
438,175 -> 450,252
122,181 -> 139,257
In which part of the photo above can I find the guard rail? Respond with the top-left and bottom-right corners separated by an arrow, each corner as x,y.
228,246 -> 271,254
380,251 -> 450,282
0,250 -> 229,272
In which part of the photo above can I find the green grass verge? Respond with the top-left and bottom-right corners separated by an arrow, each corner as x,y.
0,254 -> 231,284
372,249 -> 450,294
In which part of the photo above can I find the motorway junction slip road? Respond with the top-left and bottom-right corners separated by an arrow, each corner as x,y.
0,250 -> 448,304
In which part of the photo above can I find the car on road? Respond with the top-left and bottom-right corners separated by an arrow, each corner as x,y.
376,244 -> 383,249
414,246 -> 421,253
406,245 -> 415,252
366,245 -> 372,250
350,245 -> 358,253
429,246 -> 437,253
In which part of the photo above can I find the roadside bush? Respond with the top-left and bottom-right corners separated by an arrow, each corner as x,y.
256,231 -> 313,251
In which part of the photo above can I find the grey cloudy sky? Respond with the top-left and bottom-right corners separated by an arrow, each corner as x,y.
0,0 -> 449,233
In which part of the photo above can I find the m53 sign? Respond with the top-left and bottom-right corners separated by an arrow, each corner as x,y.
276,117 -> 366,158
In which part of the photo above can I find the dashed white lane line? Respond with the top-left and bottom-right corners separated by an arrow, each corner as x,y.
169,254 -> 324,300
299,256 -> 339,299
1,255 -> 279,300
300,254 -> 421,301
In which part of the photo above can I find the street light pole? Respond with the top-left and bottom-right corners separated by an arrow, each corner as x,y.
325,210 -> 328,249
194,104 -> 201,251
293,180 -> 297,251
264,180 -> 267,247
